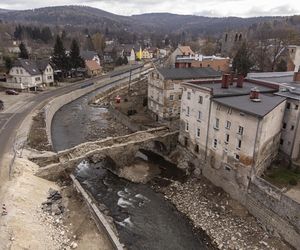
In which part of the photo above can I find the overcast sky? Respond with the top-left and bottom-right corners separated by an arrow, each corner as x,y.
0,0 -> 299,17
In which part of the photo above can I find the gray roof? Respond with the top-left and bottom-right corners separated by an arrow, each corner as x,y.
213,94 -> 286,118
13,58 -> 50,76
247,71 -> 300,101
157,67 -> 221,80
197,81 -> 276,97
80,50 -> 98,60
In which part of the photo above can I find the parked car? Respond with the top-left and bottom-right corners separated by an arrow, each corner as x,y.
0,100 -> 4,111
6,89 -> 19,95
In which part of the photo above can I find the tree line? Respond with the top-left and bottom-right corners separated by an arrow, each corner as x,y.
14,25 -> 53,43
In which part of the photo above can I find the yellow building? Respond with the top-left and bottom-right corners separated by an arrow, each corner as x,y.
136,47 -> 143,61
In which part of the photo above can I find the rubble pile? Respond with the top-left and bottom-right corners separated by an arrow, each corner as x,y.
159,178 -> 290,250
39,188 -> 78,250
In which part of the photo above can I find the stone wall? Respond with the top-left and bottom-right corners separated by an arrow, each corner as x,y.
246,177 -> 300,249
174,145 -> 300,249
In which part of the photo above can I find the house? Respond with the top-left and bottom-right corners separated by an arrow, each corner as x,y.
103,45 -> 115,64
142,48 -> 154,59
85,60 -> 102,77
136,47 -> 143,61
169,46 -> 195,67
2,58 -> 54,90
148,67 -> 222,121
179,74 -> 285,200
80,50 -> 100,65
175,54 -> 231,72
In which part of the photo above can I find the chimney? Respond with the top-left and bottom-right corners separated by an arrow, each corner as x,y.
237,74 -> 244,88
222,74 -> 229,89
250,87 -> 260,100
293,68 -> 300,82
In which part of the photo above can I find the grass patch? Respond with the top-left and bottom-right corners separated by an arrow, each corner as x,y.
266,168 -> 300,187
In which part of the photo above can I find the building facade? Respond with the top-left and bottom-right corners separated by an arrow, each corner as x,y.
148,67 -> 222,121
3,59 -> 54,90
179,75 -> 285,200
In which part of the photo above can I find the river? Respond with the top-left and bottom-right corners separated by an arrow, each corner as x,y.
51,82 -> 212,250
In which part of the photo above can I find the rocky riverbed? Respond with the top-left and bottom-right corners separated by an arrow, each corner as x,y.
155,177 -> 291,250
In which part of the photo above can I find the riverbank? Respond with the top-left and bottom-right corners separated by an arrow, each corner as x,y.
0,156 -> 113,250
154,176 -> 291,250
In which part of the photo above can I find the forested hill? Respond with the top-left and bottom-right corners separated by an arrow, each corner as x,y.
0,5 -> 299,36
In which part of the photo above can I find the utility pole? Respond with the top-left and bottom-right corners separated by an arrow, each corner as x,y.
128,68 -> 132,93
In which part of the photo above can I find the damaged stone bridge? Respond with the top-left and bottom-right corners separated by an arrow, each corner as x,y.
31,127 -> 178,180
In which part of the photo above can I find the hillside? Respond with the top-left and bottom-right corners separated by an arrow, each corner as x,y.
0,5 -> 298,36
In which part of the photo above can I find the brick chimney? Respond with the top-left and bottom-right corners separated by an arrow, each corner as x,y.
250,87 -> 260,100
222,74 -> 229,89
293,68 -> 300,82
237,74 -> 244,88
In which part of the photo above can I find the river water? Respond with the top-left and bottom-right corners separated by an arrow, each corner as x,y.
51,84 -> 211,250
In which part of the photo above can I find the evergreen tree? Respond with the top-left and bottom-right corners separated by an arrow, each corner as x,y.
52,35 -> 69,73
232,42 -> 253,76
19,42 -> 29,59
69,39 -> 84,69
4,56 -> 13,72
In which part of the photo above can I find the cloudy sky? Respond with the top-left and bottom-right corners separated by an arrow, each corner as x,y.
0,0 -> 299,17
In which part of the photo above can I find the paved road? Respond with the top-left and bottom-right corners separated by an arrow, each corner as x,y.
0,76 -> 103,176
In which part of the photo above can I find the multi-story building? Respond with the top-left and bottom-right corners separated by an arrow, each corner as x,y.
179,75 -> 286,200
175,54 -> 230,72
3,58 -> 54,90
148,67 -> 222,121
248,70 -> 300,163
169,46 -> 195,67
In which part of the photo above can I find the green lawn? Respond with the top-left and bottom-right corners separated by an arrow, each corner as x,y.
265,168 -> 300,187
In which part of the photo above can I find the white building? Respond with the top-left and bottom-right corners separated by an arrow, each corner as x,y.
148,67 -> 222,121
169,46 -> 195,67
3,59 -> 54,90
179,75 -> 286,200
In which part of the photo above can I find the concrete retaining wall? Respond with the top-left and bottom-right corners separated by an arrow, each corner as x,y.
44,67 -> 144,148
70,174 -> 124,250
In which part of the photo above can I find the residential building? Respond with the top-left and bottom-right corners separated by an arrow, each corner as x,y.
148,67 -> 221,121
179,74 -> 285,200
287,45 -> 300,72
175,54 -> 230,72
85,60 -> 102,77
169,46 -> 195,67
142,48 -> 154,59
2,58 -> 54,90
80,50 -> 100,65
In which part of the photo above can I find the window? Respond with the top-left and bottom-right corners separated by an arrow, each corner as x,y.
238,126 -> 244,135
237,139 -> 242,149
179,95 -> 182,100
227,108 -> 232,114
286,102 -> 291,109
197,111 -> 202,121
295,105 -> 299,110
194,144 -> 199,153
185,122 -> 189,131
216,105 -> 221,111
213,139 -> 217,149
169,95 -> 174,100
35,77 -> 41,81
215,118 -> 220,129
291,125 -> 295,131
225,134 -> 229,144
196,128 -> 200,137
20,69 -> 23,74
198,96 -> 203,104
47,76 -> 52,80
226,121 -> 231,129
169,108 -> 173,114
16,69 -> 19,74
283,123 -> 287,129
280,139 -> 284,145
235,154 -> 240,161
187,92 -> 191,100
186,106 -> 190,116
